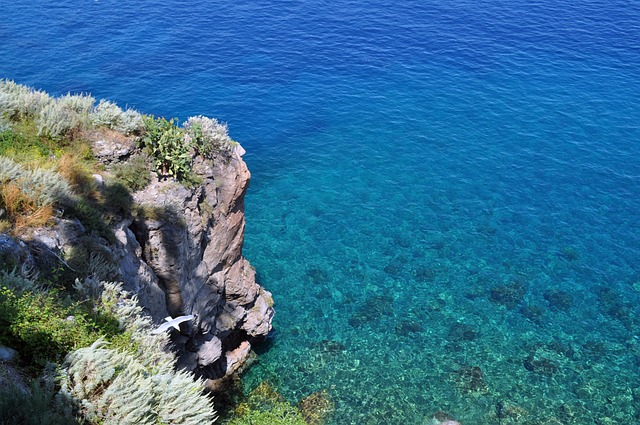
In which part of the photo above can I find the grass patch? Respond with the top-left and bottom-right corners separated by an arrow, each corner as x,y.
0,285 -> 102,367
0,182 -> 54,234
0,121 -> 60,165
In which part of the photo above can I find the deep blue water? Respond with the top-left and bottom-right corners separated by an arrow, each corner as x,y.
3,1 -> 640,423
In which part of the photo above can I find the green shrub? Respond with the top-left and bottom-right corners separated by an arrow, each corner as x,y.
0,285 -> 102,366
0,271 -> 128,367
0,125 -> 53,160
65,199 -> 115,242
102,181 -> 134,218
140,115 -> 192,179
111,154 -> 151,191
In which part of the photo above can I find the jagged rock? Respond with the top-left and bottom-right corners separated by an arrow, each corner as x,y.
120,149 -> 273,381
225,341 -> 251,375
0,362 -> 29,395
0,234 -> 26,268
243,289 -> 275,337
113,219 -> 169,320
198,336 -> 222,366
0,345 -> 17,361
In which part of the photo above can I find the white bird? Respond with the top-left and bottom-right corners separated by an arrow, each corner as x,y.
151,315 -> 194,335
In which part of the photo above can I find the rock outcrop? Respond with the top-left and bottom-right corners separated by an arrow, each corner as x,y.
1,132 -> 274,384
118,150 -> 274,383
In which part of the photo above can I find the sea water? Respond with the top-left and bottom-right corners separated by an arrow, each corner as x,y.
2,0 -> 640,423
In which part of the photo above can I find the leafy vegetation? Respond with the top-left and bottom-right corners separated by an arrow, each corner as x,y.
111,154 -> 151,191
0,80 -> 52,122
140,115 -> 192,178
139,114 -> 238,182
0,79 -> 143,139
37,93 -> 94,139
0,271 -> 121,368
0,156 -> 73,207
58,281 -> 217,425
183,115 -> 237,160
90,99 -> 144,135
0,122 -> 55,161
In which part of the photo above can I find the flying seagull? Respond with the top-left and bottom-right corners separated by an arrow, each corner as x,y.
151,315 -> 194,335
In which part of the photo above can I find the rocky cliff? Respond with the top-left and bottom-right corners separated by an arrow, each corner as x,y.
117,146 -> 275,384
2,130 -> 274,386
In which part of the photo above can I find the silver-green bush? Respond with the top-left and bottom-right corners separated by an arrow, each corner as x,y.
0,80 -> 53,122
0,81 -> 144,137
0,156 -> 74,206
37,94 -> 94,138
183,115 -> 237,159
91,100 -> 144,135
58,281 -> 217,425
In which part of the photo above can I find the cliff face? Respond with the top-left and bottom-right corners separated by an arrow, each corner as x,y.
2,131 -> 274,385
116,150 -> 274,382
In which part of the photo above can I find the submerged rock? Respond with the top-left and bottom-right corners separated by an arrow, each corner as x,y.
348,295 -> 392,327
489,281 -> 527,309
543,289 -> 573,312
395,319 -> 424,336
523,355 -> 559,376
454,365 -> 487,393
448,322 -> 478,342
298,390 -> 334,425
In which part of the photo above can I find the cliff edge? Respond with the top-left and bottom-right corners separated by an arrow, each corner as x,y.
2,127 -> 274,385
100,131 -> 274,384
118,144 -> 274,383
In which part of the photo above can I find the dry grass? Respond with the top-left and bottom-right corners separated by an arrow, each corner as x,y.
57,153 -> 97,200
0,181 -> 53,233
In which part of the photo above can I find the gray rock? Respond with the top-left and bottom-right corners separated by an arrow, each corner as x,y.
86,128 -> 137,163
122,151 -> 273,379
0,362 -> 29,395
197,336 -> 222,366
0,345 -> 17,362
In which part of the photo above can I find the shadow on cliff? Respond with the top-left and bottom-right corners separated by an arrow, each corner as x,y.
129,204 -> 187,318
0,180 -> 134,290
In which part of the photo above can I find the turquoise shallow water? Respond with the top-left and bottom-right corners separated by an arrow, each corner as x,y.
241,61 -> 640,424
2,0 -> 640,423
